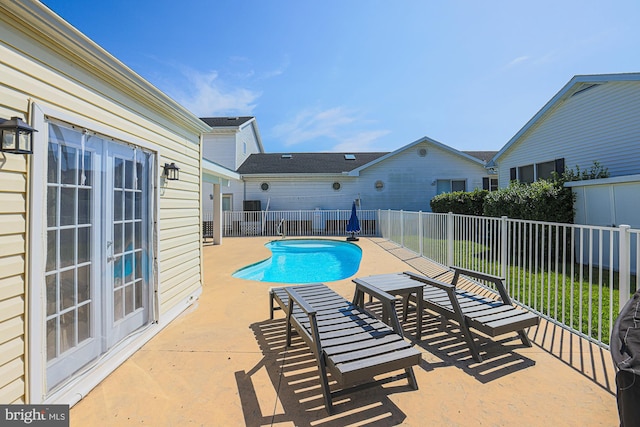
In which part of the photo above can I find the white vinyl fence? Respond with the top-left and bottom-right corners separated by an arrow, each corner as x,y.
203,209 -> 380,238
379,210 -> 639,349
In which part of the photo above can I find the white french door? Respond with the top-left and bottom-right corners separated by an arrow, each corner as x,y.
45,122 -> 154,391
105,143 -> 151,348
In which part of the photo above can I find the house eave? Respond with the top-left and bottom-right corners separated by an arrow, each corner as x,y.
2,1 -> 209,135
241,173 -> 350,179
203,158 -> 240,185
564,174 -> 640,188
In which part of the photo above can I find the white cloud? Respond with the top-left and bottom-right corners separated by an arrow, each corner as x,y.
258,54 -> 290,80
272,106 -> 364,147
507,56 -> 530,67
331,130 -> 392,152
168,68 -> 261,116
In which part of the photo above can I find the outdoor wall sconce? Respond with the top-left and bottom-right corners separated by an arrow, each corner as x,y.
0,116 -> 38,155
163,162 -> 180,181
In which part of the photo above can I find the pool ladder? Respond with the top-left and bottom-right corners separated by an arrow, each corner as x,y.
277,218 -> 286,239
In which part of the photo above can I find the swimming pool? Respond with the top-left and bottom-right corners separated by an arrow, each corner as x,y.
232,239 -> 362,283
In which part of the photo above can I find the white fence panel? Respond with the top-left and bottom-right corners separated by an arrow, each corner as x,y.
382,210 -> 639,349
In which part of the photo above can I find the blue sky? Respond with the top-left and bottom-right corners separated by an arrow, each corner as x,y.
41,0 -> 640,153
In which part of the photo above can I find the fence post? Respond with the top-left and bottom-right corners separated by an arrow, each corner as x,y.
418,211 -> 423,256
447,212 -> 454,267
386,209 -> 390,239
400,210 -> 404,247
501,216 -> 508,279
619,224 -> 631,309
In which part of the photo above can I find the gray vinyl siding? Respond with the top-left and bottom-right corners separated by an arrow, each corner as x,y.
497,81 -> 640,187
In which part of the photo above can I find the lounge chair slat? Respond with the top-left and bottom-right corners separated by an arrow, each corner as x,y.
332,348 -> 422,385
323,334 -> 406,356
329,341 -> 415,364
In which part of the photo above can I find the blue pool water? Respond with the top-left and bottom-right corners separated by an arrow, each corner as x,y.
232,239 -> 362,283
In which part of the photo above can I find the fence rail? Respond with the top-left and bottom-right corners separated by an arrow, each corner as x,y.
379,210 -> 639,349
203,209 -> 380,238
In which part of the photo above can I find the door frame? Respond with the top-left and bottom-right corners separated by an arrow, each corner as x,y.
28,104 -> 160,403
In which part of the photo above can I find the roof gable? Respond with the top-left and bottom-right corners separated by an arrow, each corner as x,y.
489,73 -> 640,166
347,136 -> 486,176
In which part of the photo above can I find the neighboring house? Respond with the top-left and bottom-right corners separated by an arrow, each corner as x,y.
237,136 -> 496,212
488,73 -> 640,227
0,1 -> 232,406
200,117 -> 264,215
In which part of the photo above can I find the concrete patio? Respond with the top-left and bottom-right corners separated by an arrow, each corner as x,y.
70,237 -> 619,426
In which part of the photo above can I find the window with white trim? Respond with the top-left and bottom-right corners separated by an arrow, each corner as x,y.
482,177 -> 498,191
436,179 -> 466,195
510,158 -> 565,183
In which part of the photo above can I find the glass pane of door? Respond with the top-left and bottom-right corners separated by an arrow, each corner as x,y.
106,143 -> 151,347
45,125 -> 102,390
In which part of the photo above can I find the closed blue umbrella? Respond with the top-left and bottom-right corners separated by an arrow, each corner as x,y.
346,201 -> 360,241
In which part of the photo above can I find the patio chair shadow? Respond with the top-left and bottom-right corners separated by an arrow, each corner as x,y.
364,301 -> 537,384
236,318 -> 413,427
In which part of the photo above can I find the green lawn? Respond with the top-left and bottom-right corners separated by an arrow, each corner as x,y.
390,234 -> 635,346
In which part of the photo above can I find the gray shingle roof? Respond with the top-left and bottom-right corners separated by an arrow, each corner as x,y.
463,151 -> 498,163
200,116 -> 254,127
237,152 -> 388,174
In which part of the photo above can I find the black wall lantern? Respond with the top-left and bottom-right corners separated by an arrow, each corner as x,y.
0,117 -> 38,155
163,162 -> 180,181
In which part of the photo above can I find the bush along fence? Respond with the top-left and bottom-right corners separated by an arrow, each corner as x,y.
379,209 -> 640,349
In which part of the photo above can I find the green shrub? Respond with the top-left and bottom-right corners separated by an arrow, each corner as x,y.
562,161 -> 610,182
483,179 -> 575,223
430,188 -> 488,215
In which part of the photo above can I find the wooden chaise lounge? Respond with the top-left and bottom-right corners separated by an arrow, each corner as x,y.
269,283 -> 420,414
354,267 -> 540,363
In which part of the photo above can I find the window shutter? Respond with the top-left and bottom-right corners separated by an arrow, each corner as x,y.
482,177 -> 489,190
510,167 -> 516,181
555,158 -> 565,173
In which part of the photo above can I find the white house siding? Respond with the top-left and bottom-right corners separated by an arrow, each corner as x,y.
356,143 -> 487,211
244,176 -> 360,211
203,133 -> 236,169
236,122 -> 261,168
242,142 -> 489,212
202,121 -> 263,214
496,81 -> 640,187
1,1 -> 208,404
